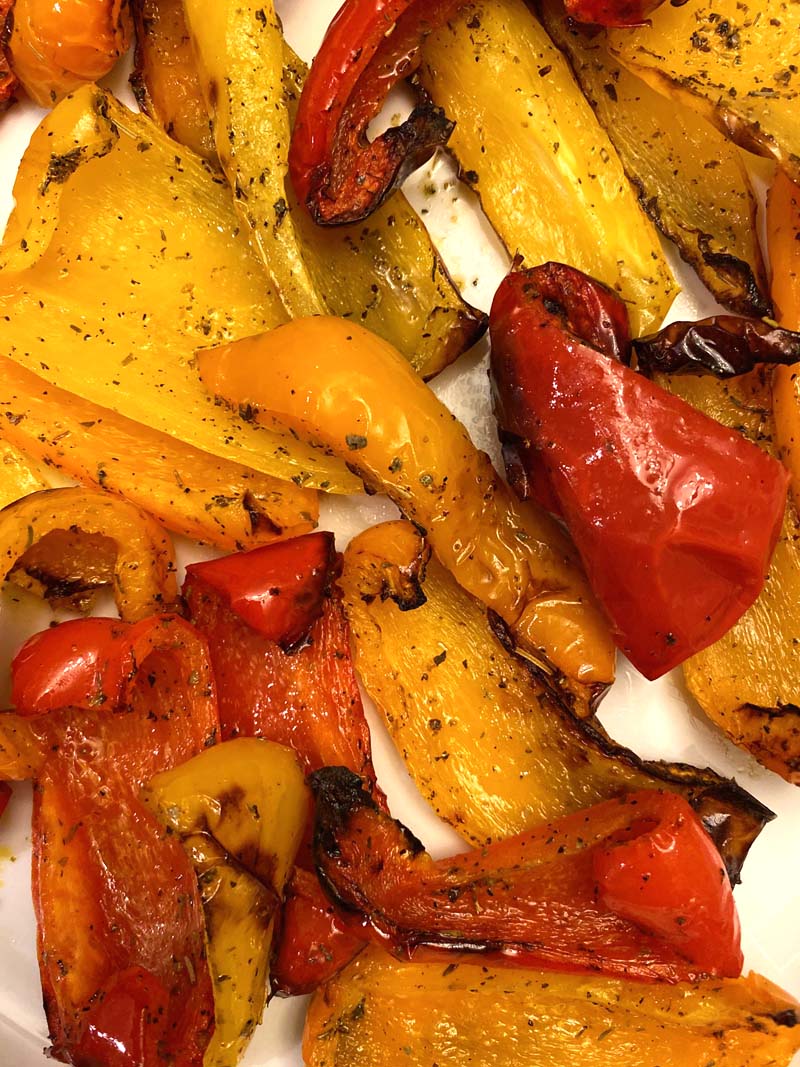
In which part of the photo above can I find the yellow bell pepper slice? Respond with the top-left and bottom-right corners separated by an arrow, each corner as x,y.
0,357 -> 318,550
143,738 -> 309,1067
0,84 -> 358,494
304,947 -> 800,1067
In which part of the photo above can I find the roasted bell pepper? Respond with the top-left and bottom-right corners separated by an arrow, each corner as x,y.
490,264 -> 789,679
272,866 -> 366,996
289,0 -> 461,225
143,739 -> 309,1067
183,533 -> 377,784
339,520 -> 773,883
563,0 -> 665,27
312,769 -> 743,981
7,0 -> 131,106
767,171 -> 800,514
199,317 -> 616,717
304,947 -> 800,1067
633,316 -> 800,377
0,781 -> 10,820
1,614 -> 219,1065
0,438 -> 47,510
0,486 -> 179,621
0,357 -> 318,550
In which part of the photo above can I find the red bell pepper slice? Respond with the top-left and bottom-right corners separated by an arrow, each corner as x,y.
0,781 -> 10,820
184,536 -> 379,994
289,0 -> 461,226
184,535 -> 377,786
272,867 -> 366,996
562,0 -> 666,27
312,769 -> 743,981
490,264 -> 788,680
182,532 -> 335,649
3,614 -> 219,1066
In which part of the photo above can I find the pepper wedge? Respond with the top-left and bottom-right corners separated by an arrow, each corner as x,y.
311,770 -> 742,980
303,948 -> 800,1067
0,487 -> 179,621
1,614 -> 219,1065
417,0 -> 677,335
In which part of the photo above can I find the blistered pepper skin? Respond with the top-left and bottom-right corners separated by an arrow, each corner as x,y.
490,267 -> 789,679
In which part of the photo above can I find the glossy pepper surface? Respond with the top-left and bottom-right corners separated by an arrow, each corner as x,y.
490,264 -> 789,679
312,769 -> 743,981
2,614 -> 219,1066
289,0 -> 461,225
563,0 -> 666,27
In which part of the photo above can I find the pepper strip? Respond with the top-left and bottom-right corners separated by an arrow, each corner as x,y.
199,317 -> 615,717
768,171 -> 800,513
490,264 -> 788,679
312,768 -> 742,982
1,614 -> 219,1066
289,0 -> 462,225
0,486 -> 179,620
0,357 -> 318,551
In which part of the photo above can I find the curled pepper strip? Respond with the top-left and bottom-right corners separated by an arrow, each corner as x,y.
1,614 -> 219,1066
0,486 -> 179,621
289,0 -> 462,225
312,769 -> 743,982
490,264 -> 789,679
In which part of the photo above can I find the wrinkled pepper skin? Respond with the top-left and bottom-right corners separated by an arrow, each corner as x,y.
183,536 -> 377,787
490,265 -> 789,679
312,769 -> 742,981
289,0 -> 461,225
2,614 -> 219,1066
304,948 -> 800,1067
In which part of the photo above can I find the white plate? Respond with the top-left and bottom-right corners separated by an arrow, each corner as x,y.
1,2 -> 799,1064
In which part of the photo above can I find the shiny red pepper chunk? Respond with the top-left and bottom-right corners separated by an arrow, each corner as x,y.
184,532 -> 335,649
563,0 -> 666,27
0,782 -> 9,820
312,769 -> 743,981
4,615 -> 219,1066
490,264 -> 789,680
272,867 -> 366,996
289,0 -> 461,225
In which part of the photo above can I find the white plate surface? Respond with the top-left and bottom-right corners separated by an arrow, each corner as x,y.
0,2 -> 799,1064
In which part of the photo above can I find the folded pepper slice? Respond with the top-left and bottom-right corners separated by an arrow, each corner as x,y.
2,613 -> 219,1066
312,768 -> 742,981
0,486 -> 179,621
490,264 -> 789,679
289,0 -> 461,225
